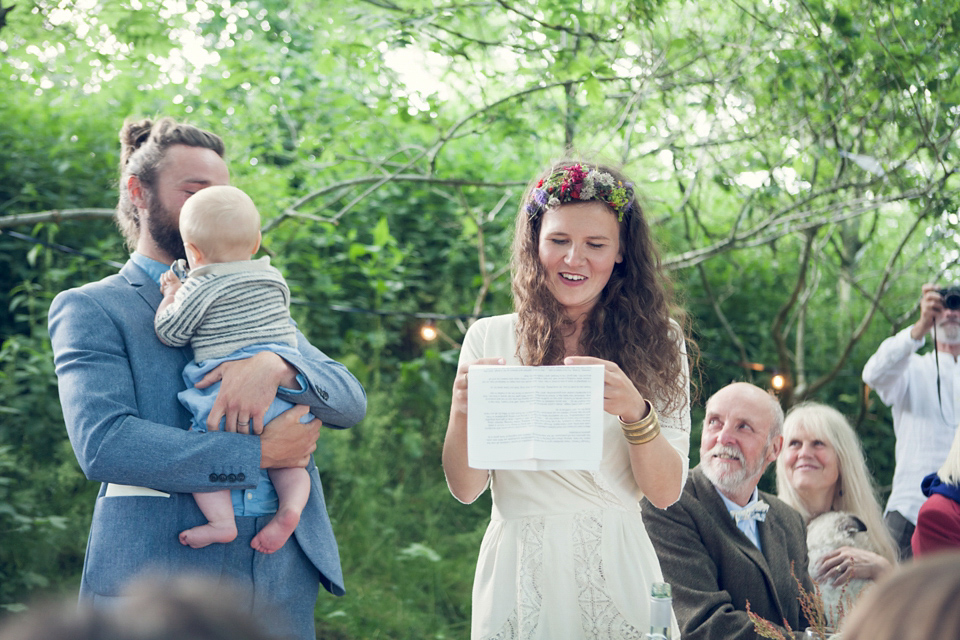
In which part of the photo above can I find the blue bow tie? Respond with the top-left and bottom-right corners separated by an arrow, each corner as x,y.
730,500 -> 769,524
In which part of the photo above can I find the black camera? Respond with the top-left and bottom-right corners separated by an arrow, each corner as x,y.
939,286 -> 960,310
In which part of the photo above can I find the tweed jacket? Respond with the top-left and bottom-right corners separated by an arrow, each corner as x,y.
641,467 -> 814,640
49,260 -> 367,599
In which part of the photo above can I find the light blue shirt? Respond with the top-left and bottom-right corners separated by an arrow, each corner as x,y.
130,251 -> 171,285
717,487 -> 764,552
131,252 -> 307,517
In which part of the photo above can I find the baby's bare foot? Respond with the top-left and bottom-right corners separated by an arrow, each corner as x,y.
179,521 -> 238,549
251,507 -> 301,554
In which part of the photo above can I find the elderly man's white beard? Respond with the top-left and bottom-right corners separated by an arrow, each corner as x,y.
935,320 -> 960,345
701,444 -> 768,496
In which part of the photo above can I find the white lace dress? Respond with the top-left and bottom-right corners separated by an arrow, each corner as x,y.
458,314 -> 690,640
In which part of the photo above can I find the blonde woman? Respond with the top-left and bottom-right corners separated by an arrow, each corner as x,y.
776,403 -> 897,591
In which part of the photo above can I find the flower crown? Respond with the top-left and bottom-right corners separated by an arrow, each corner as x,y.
525,164 -> 634,222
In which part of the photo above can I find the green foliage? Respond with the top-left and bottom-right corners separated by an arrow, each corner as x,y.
1,0 -> 958,634
0,333 -> 93,610
0,70 -> 120,611
312,351 -> 489,638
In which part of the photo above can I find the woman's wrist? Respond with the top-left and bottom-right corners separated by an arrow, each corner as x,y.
619,400 -> 660,445
619,398 -> 651,424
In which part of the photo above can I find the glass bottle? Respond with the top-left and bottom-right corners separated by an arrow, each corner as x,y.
645,581 -> 672,640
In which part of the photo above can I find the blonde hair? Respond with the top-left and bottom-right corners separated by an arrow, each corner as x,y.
937,424 -> 960,485
841,552 -> 960,640
776,402 -> 898,565
179,186 -> 260,263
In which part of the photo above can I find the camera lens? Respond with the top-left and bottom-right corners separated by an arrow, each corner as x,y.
941,287 -> 960,310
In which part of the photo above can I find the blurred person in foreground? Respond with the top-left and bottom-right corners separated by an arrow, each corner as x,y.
862,283 -> 960,558
839,551 -> 960,640
443,158 -> 693,638
642,382 -> 816,640
47,117 -> 366,639
0,575 -> 280,640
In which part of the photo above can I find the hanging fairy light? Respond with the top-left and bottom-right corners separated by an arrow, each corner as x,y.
420,321 -> 438,342
770,373 -> 787,392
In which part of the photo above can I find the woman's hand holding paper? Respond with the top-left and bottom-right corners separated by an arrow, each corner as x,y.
563,356 -> 646,422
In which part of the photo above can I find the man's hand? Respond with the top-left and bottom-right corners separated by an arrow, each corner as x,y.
260,405 -> 321,468
911,283 -> 943,340
198,351 -> 300,433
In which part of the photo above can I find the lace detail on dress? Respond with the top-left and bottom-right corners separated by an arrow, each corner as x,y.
485,516 -> 545,640
486,616 -> 518,640
572,512 -> 644,640
589,470 -> 627,508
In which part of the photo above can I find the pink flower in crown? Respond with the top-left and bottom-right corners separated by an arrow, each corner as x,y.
567,165 -> 586,199
568,164 -> 586,182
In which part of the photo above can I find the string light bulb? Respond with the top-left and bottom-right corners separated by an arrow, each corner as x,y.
770,373 -> 787,391
420,321 -> 438,342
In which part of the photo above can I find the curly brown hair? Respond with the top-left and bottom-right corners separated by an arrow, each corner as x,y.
116,117 -> 225,251
511,157 -> 693,414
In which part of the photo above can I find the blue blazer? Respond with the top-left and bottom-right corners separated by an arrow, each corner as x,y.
48,260 -> 367,599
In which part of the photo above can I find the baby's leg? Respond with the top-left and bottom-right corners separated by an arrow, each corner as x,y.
251,467 -> 310,554
180,490 -> 238,548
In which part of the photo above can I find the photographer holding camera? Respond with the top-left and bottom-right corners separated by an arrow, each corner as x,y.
863,283 -> 960,560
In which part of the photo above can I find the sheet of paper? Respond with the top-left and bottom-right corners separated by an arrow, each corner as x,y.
467,364 -> 605,470
103,483 -> 170,498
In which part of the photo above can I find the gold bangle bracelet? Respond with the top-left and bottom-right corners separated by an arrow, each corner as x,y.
623,420 -> 660,438
618,400 -> 656,430
620,403 -> 661,445
621,413 -> 659,436
624,423 -> 661,445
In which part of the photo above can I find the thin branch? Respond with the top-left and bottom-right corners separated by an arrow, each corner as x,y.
772,229 -> 816,407
455,187 -> 512,321
802,209 -> 929,399
261,174 -> 526,232
0,209 -> 115,229
697,262 -> 752,382
495,0 -> 620,43
664,183 -> 945,271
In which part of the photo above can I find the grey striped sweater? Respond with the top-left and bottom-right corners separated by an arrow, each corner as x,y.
155,257 -> 298,363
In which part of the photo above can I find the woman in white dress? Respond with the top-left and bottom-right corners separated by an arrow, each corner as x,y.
443,159 -> 694,639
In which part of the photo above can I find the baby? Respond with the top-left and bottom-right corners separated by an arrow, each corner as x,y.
155,185 -> 310,554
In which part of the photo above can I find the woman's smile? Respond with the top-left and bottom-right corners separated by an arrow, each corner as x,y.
538,201 -> 622,319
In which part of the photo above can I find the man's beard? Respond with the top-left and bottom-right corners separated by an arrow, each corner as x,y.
701,444 -> 768,496
145,194 -> 187,263
936,320 -> 960,345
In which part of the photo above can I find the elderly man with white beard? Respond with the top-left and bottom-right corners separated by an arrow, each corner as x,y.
641,382 -> 815,640
863,283 -> 960,560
